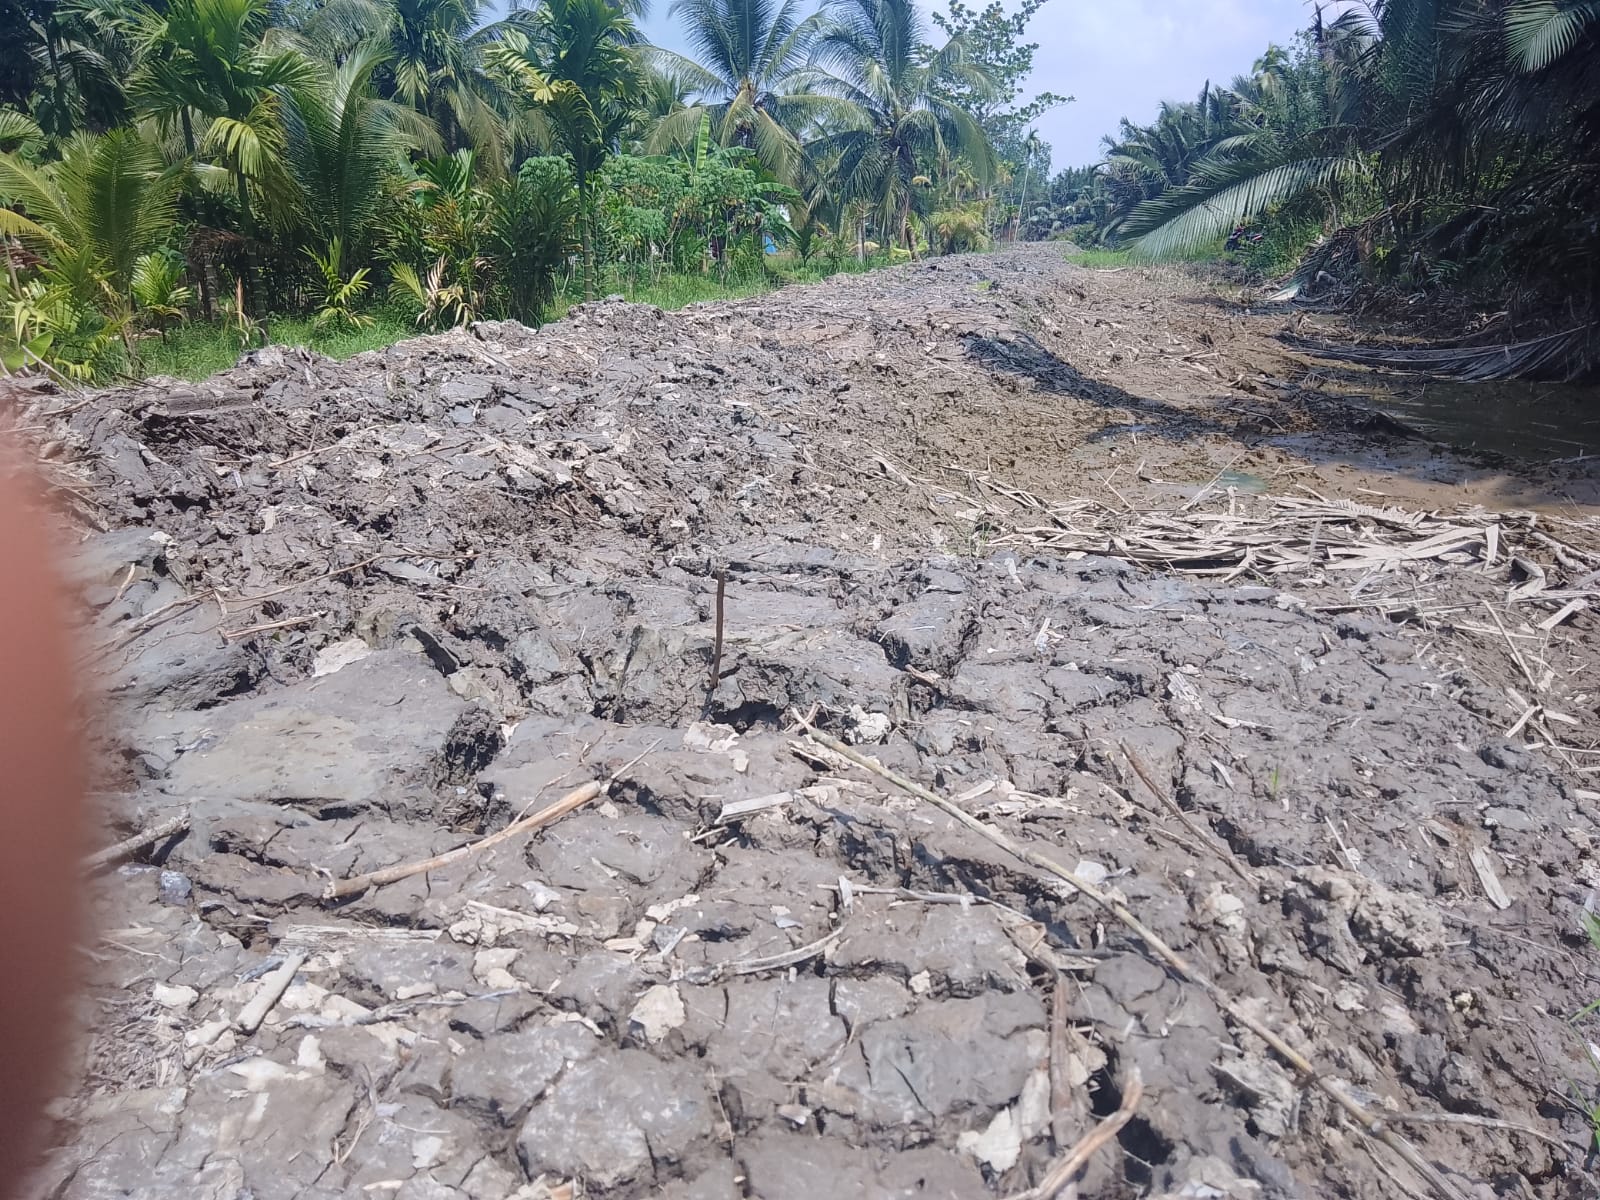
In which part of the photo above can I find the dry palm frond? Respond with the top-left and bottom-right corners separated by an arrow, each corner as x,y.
1282,325 -> 1599,382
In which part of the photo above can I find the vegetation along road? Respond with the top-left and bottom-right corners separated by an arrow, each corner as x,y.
3,0 -> 1600,1198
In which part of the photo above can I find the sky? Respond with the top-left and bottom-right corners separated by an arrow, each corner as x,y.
1013,0 -> 1328,167
633,0 -> 1330,171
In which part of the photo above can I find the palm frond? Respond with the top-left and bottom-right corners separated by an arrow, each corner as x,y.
0,110 -> 45,154
1126,152 -> 1365,258
1287,325 -> 1599,382
1504,0 -> 1600,71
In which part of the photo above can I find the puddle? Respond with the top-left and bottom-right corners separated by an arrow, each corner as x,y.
1364,379 -> 1600,462
1216,469 -> 1267,493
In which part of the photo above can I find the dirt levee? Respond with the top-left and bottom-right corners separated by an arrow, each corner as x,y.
18,245 -> 1600,1199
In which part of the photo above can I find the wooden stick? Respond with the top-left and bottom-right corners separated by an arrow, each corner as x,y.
708,562 -> 727,696
323,781 -> 603,900
235,951 -> 307,1034
1048,975 -> 1073,1150
220,612 -> 320,641
82,811 -> 190,872
1120,742 -> 1252,884
790,717 -> 1472,1200
1004,1071 -> 1143,1200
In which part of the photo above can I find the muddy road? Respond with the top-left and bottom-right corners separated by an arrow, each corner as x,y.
15,244 -> 1600,1199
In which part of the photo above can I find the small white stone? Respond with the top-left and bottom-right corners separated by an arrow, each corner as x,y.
153,983 -> 199,1010
312,638 -> 371,677
411,1135 -> 445,1170
957,1107 -> 1021,1172
628,984 -> 686,1043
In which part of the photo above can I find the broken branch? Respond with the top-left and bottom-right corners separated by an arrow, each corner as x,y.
82,810 -> 190,872
707,561 -> 727,696
1005,1071 -> 1144,1200
235,951 -> 308,1034
323,780 -> 603,900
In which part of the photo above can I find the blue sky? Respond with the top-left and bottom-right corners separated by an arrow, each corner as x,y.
1014,0 -> 1326,167
634,0 -> 1327,170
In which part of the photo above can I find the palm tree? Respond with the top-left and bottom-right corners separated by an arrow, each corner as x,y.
129,0 -> 314,234
637,60 -> 694,127
486,0 -> 642,298
0,127 -> 183,300
807,0 -> 996,257
1014,127 -> 1042,239
279,43 -> 441,258
5,0 -> 136,141
381,0 -> 504,157
644,0 -> 835,180
1118,0 -> 1600,377
0,127 -> 185,374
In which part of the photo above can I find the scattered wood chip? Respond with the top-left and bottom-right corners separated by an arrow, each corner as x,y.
1469,848 -> 1513,911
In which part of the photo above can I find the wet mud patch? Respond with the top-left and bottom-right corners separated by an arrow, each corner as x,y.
15,245 -> 1600,1200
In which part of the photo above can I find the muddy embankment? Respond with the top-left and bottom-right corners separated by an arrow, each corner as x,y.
12,244 -> 1600,1199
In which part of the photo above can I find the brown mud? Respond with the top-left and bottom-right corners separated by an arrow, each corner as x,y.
13,244 -> 1600,1199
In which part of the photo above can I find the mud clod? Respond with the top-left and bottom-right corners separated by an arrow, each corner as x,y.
27,247 -> 1600,1199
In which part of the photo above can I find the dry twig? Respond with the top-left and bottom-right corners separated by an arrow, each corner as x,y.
790,716 -> 1474,1200
323,781 -> 602,900
1004,1071 -> 1144,1200
82,811 -> 190,872
708,562 -> 727,696
1120,742 -> 1252,884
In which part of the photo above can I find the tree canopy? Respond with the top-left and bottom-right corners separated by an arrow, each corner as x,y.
2,0 -> 1064,377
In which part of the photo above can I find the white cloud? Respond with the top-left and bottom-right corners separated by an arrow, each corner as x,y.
993,0 -> 1324,165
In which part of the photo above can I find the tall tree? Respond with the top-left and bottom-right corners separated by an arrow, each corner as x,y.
487,0 -> 643,299
279,42 -> 441,258
644,0 -> 835,179
809,0 -> 997,256
130,0 -> 314,234
4,0 -> 136,140
928,0 -> 1067,150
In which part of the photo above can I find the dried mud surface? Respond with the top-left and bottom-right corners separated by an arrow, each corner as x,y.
17,245 -> 1600,1200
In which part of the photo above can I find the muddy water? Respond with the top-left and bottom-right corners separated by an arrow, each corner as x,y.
1365,377 -> 1600,461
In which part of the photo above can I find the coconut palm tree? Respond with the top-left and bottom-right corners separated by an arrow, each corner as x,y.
4,0 -> 137,140
644,0 -> 837,180
486,0 -> 642,298
129,0 -> 314,231
0,126 -> 183,298
1119,0 -> 1600,377
806,0 -> 996,257
0,126 -> 186,375
279,42 -> 441,258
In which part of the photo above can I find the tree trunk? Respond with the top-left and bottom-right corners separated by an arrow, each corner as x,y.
194,249 -> 214,321
577,167 -> 595,302
1017,164 -> 1030,243
235,171 -> 259,319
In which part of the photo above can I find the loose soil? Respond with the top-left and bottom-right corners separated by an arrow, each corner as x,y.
12,244 -> 1600,1200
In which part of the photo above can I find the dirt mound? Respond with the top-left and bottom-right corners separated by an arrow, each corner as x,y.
17,246 -> 1600,1199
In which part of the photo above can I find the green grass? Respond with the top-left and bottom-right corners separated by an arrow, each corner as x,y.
138,308 -> 419,381
1063,241 -> 1230,269
132,256 -> 893,382
1065,246 -> 1137,268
